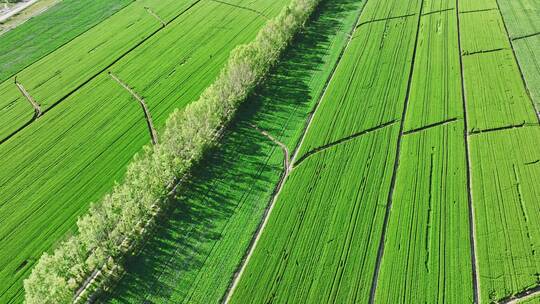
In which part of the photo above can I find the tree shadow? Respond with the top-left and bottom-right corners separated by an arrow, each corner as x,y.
101,0 -> 362,302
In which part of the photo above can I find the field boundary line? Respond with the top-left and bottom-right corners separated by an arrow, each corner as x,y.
421,7 -> 455,17
14,76 -> 41,119
468,122 -> 537,136
209,0 -> 268,19
512,32 -> 540,41
221,1 -> 367,301
0,0 -> 203,146
499,286 -> 540,304
460,7 -> 497,14
368,0 -> 426,302
456,0 -> 481,301
144,6 -> 166,27
462,47 -> 508,56
494,0 -> 540,124
403,117 -> 459,135
294,120 -> 398,168
109,72 -> 158,145
356,13 -> 416,29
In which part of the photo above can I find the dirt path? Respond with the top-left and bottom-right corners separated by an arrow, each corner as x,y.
222,2 -> 366,302
250,123 -> 290,174
0,0 -> 39,23
144,6 -> 166,27
14,77 -> 41,118
109,72 -> 159,145
499,286 -> 540,304
294,120 -> 398,168
0,0 -> 59,34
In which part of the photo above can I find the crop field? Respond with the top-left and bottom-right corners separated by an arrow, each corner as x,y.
0,0 -> 290,302
0,0 -> 538,303
228,0 -> 540,302
99,1 -> 366,302
0,0 -> 134,82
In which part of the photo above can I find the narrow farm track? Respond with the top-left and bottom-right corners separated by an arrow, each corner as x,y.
293,119 -> 398,167
250,124 -> 291,174
501,286 -> 540,304
402,117 -> 458,135
109,72 -> 159,145
512,32 -> 540,41
144,6 -> 166,27
14,78 -> 41,119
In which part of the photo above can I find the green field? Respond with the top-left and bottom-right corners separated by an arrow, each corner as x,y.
0,0 -> 134,82
1,0 -> 539,302
0,0 -> 289,302
100,0 -> 366,302
229,0 -> 540,302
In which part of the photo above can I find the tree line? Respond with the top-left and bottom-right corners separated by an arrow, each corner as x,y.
24,0 -> 321,302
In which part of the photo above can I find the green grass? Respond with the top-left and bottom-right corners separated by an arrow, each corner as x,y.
361,0 -> 420,21
469,127 -> 540,303
404,10 -> 462,131
497,0 -> 540,111
0,0 -> 134,82
462,50 -> 537,132
459,10 -> 510,54
497,0 -> 540,39
458,0 -> 497,13
374,8 -> 473,303
0,1 -> 164,142
296,15 -> 418,158
375,122 -> 473,303
519,295 -> 540,304
0,74 -> 147,304
422,0 -> 455,13
99,0 -> 366,302
513,36 -> 540,111
0,1 -> 289,302
230,0 -> 539,302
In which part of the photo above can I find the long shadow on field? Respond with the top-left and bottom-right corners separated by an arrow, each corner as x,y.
101,0 -> 361,302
